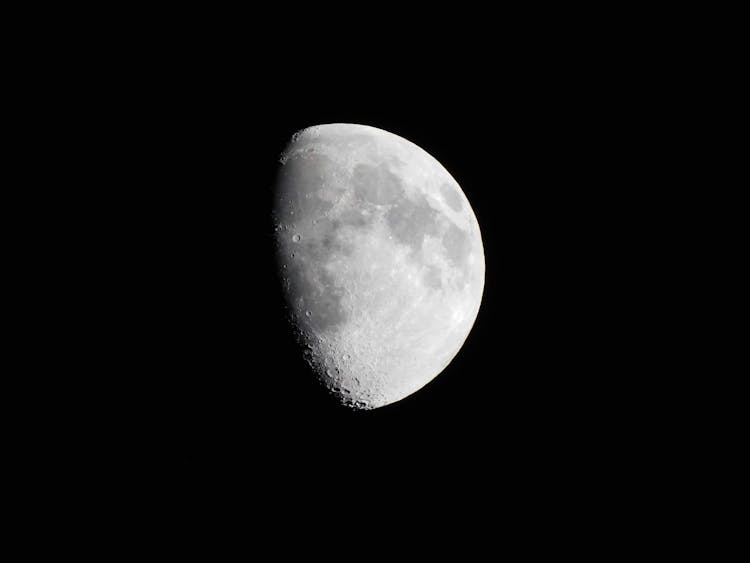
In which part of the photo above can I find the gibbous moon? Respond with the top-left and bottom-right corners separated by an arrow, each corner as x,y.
273,123 -> 484,409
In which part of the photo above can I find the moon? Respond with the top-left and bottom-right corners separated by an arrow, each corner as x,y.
273,123 -> 484,410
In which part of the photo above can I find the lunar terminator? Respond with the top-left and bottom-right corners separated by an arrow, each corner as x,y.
273,123 -> 484,409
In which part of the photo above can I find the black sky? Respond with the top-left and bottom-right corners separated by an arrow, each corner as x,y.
103,27 -> 664,535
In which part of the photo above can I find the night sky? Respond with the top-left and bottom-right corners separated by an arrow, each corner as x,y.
107,31 -> 660,538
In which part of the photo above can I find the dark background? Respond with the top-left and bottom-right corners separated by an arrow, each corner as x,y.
97,21 -> 673,534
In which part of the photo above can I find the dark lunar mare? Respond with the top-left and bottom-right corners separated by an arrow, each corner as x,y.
274,151 -> 473,338
271,128 -> 481,410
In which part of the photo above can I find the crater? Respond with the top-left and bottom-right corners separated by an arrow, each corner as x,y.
385,192 -> 440,254
440,183 -> 463,212
352,163 -> 403,205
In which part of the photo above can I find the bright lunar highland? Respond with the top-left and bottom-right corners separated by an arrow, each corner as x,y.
273,123 -> 484,410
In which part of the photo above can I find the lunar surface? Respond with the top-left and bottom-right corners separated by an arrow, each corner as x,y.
272,123 -> 484,410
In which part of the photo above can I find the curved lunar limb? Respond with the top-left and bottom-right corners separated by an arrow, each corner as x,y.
273,123 -> 485,410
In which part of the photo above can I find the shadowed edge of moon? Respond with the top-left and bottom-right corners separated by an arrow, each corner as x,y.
273,125 -> 482,408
